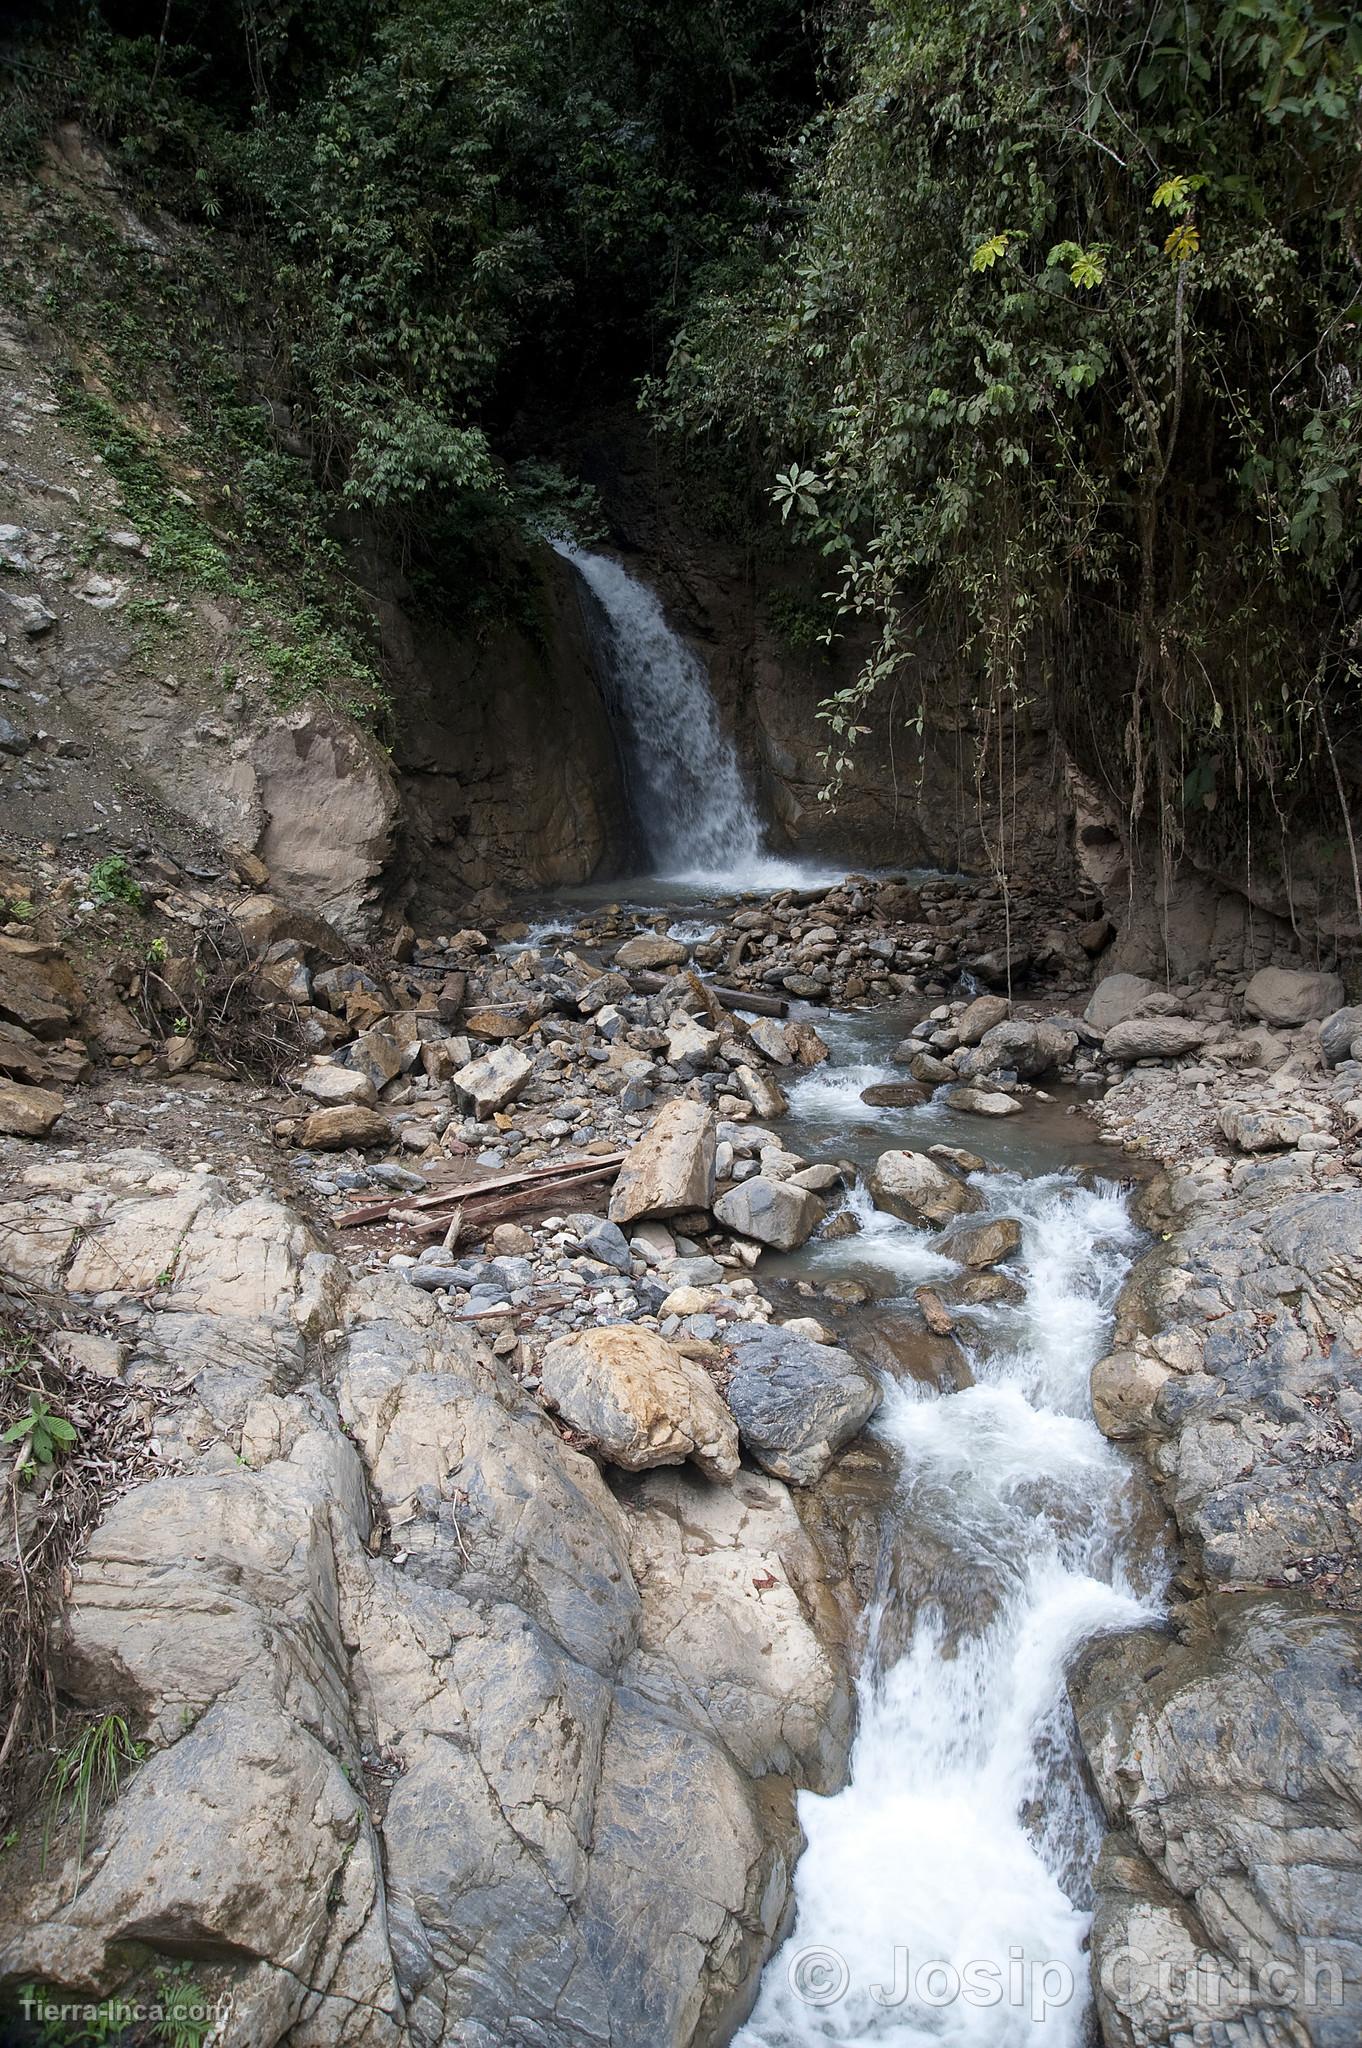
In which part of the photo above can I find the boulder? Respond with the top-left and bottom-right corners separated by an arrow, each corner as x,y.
1319,1005 -> 1362,1067
451,1043 -> 534,1118
1090,1348 -> 1171,1438
723,1324 -> 880,1485
615,934 -> 688,970
859,1081 -> 925,1107
956,993 -> 1010,1045
294,1062 -> 376,1107
1102,1016 -> 1207,1061
538,1325 -> 739,1480
713,1176 -> 826,1252
1244,966 -> 1344,1026
962,1018 -> 1077,1080
298,1105 -> 392,1151
746,1018 -> 794,1065
0,1079 -> 64,1137
0,937 -> 82,1038
609,1099 -> 716,1224
666,1014 -> 720,1066
1218,1105 -> 1312,1154
1085,973 -> 1158,1034
869,1149 -> 982,1226
941,1215 -> 1022,1268
943,1086 -> 1023,1117
735,1063 -> 787,1119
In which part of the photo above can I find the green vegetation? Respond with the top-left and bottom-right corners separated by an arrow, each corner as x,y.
42,1712 -> 145,1895
658,0 -> 1362,906
13,1963 -> 218,2047
87,856 -> 144,909
2,1394 -> 77,1477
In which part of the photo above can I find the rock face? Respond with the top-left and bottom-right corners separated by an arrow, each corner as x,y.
1081,1148 -> 1362,2044
713,1176 -> 826,1251
1101,1016 -> 1207,1061
1243,965 -> 1344,1025
538,1325 -> 739,1480
609,1098 -> 716,1224
870,1149 -> 982,1226
0,1150 -> 827,2047
723,1324 -> 880,1485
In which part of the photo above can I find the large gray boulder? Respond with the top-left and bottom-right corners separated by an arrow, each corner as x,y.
723,1323 -> 880,1485
1102,1016 -> 1207,1061
713,1175 -> 825,1251
609,1098 -> 716,1223
956,1018 -> 1076,1080
1244,965 -> 1344,1026
451,1042 -> 534,1117
956,993 -> 1010,1045
869,1149 -> 982,1225
1085,972 -> 1158,1034
1319,1004 -> 1362,1067
538,1324 -> 739,1480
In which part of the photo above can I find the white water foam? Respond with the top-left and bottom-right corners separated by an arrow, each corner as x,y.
736,1172 -> 1160,2047
553,541 -> 840,891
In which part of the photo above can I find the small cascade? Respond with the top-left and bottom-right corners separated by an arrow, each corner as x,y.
554,540 -> 811,887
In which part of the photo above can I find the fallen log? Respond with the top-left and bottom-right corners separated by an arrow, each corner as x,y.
404,1167 -> 620,1244
336,1150 -> 626,1229
627,973 -> 788,1017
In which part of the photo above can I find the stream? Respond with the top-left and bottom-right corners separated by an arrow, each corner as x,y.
542,548 -> 1168,2044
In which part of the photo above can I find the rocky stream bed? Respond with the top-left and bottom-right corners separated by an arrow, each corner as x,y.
0,858 -> 1358,2048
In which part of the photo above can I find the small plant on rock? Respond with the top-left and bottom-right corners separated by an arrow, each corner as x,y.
88,856 -> 144,910
42,1712 -> 146,1898
2,1395 -> 77,1480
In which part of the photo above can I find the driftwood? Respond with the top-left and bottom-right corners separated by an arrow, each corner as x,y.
401,1164 -> 621,1245
626,972 -> 787,1017
336,1151 -> 626,1230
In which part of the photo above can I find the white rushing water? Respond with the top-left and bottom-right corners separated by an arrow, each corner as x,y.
553,541 -> 833,889
737,1169 -> 1161,2047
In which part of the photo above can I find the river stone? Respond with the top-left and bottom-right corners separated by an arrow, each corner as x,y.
963,1018 -> 1077,1081
940,1215 -> 1022,1269
910,1051 -> 953,1085
713,1175 -> 825,1251
298,1104 -> 392,1150
0,1078 -> 64,1136
736,1063 -> 787,1119
859,1081 -> 925,1107
869,1149 -> 982,1226
1101,1016 -> 1207,1061
957,993 -> 1010,1044
294,1060 -> 376,1107
609,1098 -> 716,1223
723,1323 -> 880,1485
1319,1005 -> 1362,1067
667,1013 -> 720,1066
1244,965 -> 1344,1025
615,933 -> 688,970
451,1042 -> 533,1118
538,1324 -> 739,1479
747,1017 -> 794,1065
1218,1104 -> 1312,1153
1085,972 -> 1159,1034
943,1086 -> 1023,1116
1090,1348 -> 1172,1437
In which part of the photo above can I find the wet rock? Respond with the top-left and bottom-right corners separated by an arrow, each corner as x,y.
451,1043 -> 533,1118
723,1323 -> 880,1485
713,1176 -> 826,1251
942,1086 -> 1022,1117
1101,1016 -> 1207,1061
538,1324 -> 739,1480
0,1078 -> 64,1137
940,1215 -> 1022,1268
910,1051 -> 953,1085
615,934 -> 688,970
609,1099 -> 716,1224
1244,965 -> 1344,1026
943,1271 -> 1026,1308
1090,1348 -> 1171,1438
298,1105 -> 392,1151
963,1018 -> 1077,1081
914,1286 -> 956,1335
1316,1004 -> 1362,1068
869,1149 -> 983,1226
859,1081 -> 925,1107
1085,973 -> 1158,1034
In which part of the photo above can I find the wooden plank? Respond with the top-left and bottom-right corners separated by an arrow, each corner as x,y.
336,1150 -> 626,1228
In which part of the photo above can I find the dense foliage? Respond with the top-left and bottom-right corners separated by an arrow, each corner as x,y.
659,0 -> 1362,907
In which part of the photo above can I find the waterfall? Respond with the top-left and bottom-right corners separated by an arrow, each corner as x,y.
554,540 -> 812,887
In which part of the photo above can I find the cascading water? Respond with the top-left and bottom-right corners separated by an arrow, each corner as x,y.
553,540 -> 819,888
735,1157 -> 1164,2046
